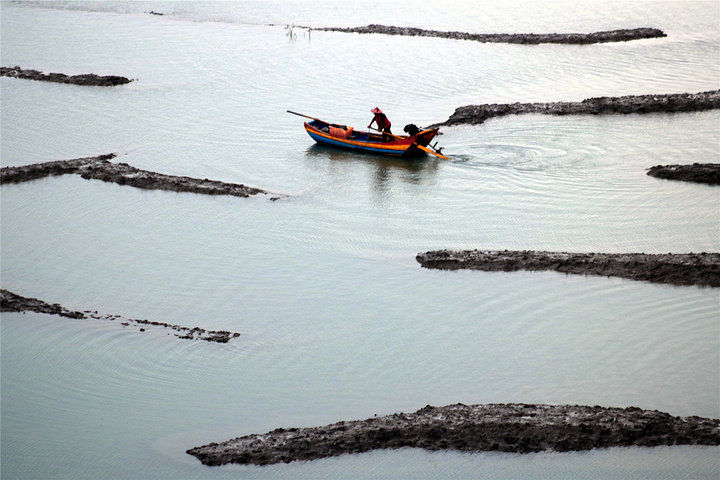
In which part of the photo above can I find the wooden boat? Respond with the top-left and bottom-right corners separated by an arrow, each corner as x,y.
288,111 -> 447,159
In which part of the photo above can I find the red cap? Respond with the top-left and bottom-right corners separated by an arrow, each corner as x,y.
371,107 -> 383,114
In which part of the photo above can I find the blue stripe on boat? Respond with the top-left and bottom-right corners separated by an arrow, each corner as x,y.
307,131 -> 405,156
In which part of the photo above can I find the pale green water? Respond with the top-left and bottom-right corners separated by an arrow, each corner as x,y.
1,1 -> 719,478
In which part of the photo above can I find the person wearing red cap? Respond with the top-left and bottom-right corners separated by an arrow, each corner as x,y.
368,107 -> 392,140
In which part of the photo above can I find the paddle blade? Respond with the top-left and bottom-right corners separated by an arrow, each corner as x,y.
416,144 -> 449,160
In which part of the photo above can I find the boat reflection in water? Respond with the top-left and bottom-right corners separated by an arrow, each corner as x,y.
304,143 -> 441,202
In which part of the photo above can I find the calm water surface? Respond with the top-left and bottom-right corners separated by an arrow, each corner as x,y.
1,1 -> 719,479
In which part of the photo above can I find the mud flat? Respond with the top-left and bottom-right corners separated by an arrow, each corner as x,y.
1,66 -> 132,86
431,90 -> 720,127
416,250 -> 720,287
1,289 -> 241,343
187,403 -> 720,466
0,154 -> 283,199
647,164 -> 720,185
316,25 -> 666,45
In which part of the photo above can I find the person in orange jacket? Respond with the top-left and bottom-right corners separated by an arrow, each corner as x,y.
368,107 -> 392,140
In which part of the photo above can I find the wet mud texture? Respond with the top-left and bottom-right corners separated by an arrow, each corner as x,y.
416,250 -> 720,287
1,66 -> 132,86
316,25 -> 666,45
1,289 -> 241,343
431,90 -> 720,127
647,164 -> 720,185
0,154 -> 281,199
187,403 -> 720,466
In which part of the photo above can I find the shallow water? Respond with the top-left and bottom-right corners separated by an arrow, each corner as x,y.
1,1 -> 719,479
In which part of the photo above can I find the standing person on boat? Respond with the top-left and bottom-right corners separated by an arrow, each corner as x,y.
368,107 -> 392,141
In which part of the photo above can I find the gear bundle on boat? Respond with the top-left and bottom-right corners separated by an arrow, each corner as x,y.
287,110 -> 448,159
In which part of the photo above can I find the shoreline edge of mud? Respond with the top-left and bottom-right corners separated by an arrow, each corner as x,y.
0,154 -> 284,200
416,250 -> 720,287
430,90 -> 720,128
186,403 -> 720,466
315,25 -> 666,45
647,164 -> 720,185
1,289 -> 241,343
1,66 -> 132,86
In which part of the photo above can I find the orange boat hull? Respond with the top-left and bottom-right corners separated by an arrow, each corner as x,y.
304,120 -> 438,157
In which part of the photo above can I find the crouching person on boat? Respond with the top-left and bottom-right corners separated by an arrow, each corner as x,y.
368,107 -> 392,141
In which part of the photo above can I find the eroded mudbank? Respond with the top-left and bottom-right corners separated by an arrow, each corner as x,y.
432,90 -> 720,127
416,250 -> 720,287
647,164 -> 720,185
1,289 -> 241,343
0,154 -> 283,199
316,25 -> 665,45
187,403 -> 720,466
1,66 -> 132,86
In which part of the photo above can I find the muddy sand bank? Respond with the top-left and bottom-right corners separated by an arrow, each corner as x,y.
1,289 -> 241,343
0,154 -> 283,199
187,403 -> 720,466
316,25 -> 666,45
416,250 -> 720,287
431,90 -> 720,127
647,164 -> 720,185
1,66 -> 132,86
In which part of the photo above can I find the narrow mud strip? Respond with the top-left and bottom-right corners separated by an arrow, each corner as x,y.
314,25 -> 666,45
431,90 -> 720,127
1,66 -> 132,86
0,289 -> 241,343
186,403 -> 720,466
416,251 -> 720,287
647,164 -> 720,185
0,154 -> 284,199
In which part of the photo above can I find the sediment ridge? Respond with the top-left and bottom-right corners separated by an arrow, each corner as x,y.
315,25 -> 666,45
1,66 -> 132,86
1,289 -> 241,343
0,154 -> 282,199
647,164 -> 720,185
431,90 -> 720,127
416,250 -> 720,287
186,403 -> 720,466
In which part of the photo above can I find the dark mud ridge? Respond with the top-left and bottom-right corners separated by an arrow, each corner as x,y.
432,90 -> 720,127
316,25 -> 665,45
1,289 -> 241,343
187,403 -> 720,466
1,66 -> 132,86
416,250 -> 720,287
0,154 -> 282,199
647,164 -> 720,185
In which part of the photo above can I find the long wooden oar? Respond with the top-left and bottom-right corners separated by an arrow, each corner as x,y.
286,110 -> 318,120
367,126 -> 399,139
287,110 -> 328,123
287,110 -> 356,132
414,143 -> 449,160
